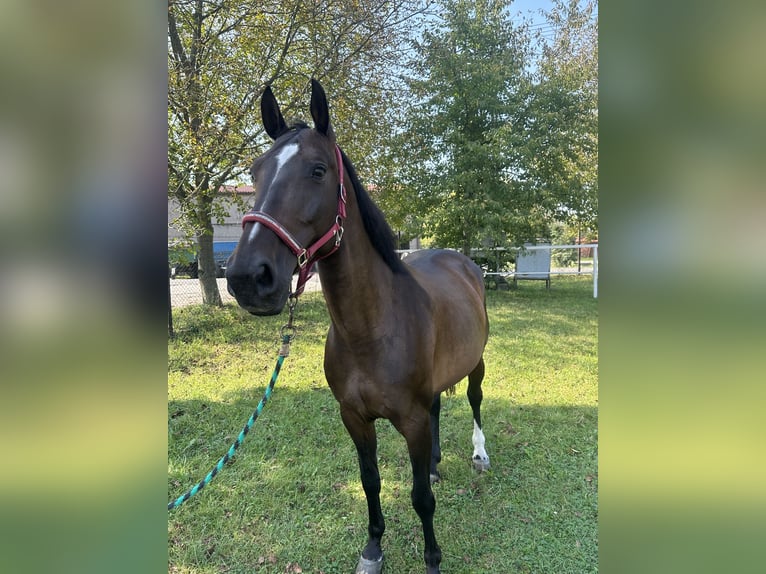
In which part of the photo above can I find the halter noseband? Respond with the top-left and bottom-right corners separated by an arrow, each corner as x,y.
241,144 -> 347,297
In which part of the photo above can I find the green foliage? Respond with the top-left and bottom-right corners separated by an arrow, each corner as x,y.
168,0 -> 426,303
380,0 -> 598,252
167,0 -> 597,303
168,244 -> 197,267
383,0 -> 529,253
522,0 -> 598,234
168,277 -> 598,573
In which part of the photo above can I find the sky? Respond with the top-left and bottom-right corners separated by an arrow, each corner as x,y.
511,0 -> 555,24
510,0 -> 598,44
511,0 -> 555,28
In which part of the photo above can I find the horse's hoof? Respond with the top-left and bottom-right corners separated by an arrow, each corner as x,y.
355,554 -> 383,574
472,455 -> 490,472
430,472 -> 441,484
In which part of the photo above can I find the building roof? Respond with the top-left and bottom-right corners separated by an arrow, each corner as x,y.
219,185 -> 255,194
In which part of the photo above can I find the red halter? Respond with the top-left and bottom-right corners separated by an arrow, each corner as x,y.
241,144 -> 347,297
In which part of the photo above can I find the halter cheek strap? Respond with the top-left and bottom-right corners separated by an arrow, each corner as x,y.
241,144 -> 347,297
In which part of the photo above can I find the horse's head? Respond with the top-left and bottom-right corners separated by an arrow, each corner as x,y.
226,79 -> 346,315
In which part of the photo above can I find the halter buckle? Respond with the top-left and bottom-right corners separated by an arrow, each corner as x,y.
297,249 -> 308,268
335,217 -> 345,246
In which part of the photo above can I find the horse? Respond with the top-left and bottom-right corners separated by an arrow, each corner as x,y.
226,79 -> 490,574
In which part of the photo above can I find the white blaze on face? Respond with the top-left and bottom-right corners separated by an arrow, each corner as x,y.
472,419 -> 489,462
271,142 -> 300,184
248,142 -> 300,243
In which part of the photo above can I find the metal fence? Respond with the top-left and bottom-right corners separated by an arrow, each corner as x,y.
168,245 -> 597,335
169,274 -> 324,309
477,244 -> 599,298
167,272 -> 324,336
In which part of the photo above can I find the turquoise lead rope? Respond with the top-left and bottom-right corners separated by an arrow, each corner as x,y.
168,299 -> 298,511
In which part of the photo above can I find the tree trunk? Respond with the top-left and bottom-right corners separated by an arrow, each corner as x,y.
196,196 -> 222,306
462,217 -> 471,257
197,232 -> 222,306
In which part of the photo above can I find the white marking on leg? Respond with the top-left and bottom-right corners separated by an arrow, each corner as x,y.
472,419 -> 490,465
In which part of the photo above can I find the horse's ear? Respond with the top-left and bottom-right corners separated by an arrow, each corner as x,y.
310,78 -> 332,137
261,85 -> 287,140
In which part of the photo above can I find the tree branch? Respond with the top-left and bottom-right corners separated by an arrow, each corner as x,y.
167,0 -> 188,69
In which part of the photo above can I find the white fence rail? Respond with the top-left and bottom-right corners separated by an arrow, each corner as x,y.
398,244 -> 599,298
483,244 -> 598,298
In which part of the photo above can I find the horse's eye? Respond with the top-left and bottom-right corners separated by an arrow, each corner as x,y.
311,165 -> 326,179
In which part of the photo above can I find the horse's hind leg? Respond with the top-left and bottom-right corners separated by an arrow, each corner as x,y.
340,410 -> 385,574
467,357 -> 490,471
429,393 -> 442,484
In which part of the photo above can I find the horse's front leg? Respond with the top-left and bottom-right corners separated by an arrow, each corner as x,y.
340,409 -> 385,574
396,410 -> 442,574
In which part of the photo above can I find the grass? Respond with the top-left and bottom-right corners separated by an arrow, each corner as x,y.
168,276 -> 598,573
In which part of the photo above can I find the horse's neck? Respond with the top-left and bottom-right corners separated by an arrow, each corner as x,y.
317,198 -> 396,341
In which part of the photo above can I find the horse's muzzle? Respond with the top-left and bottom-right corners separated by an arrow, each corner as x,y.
226,257 -> 290,315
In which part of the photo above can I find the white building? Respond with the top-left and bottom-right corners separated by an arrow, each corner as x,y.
168,185 -> 255,244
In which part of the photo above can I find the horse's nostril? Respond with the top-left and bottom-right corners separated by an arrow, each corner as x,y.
227,260 -> 278,300
255,262 -> 274,291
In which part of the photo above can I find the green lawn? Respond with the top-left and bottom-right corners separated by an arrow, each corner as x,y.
168,276 -> 598,573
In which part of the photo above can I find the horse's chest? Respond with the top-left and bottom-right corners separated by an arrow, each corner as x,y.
326,346 -> 421,386
324,335 -> 429,410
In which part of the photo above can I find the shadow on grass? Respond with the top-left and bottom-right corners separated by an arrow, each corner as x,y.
168,386 -> 597,574
168,279 -> 597,572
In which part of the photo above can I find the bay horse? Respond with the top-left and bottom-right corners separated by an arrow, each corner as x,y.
226,79 -> 490,574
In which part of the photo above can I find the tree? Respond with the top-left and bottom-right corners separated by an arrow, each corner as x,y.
382,0 -> 535,254
520,0 -> 598,236
380,0 -> 598,253
168,0 -> 425,304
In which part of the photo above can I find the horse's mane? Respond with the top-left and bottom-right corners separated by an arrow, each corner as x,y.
338,147 -> 408,275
